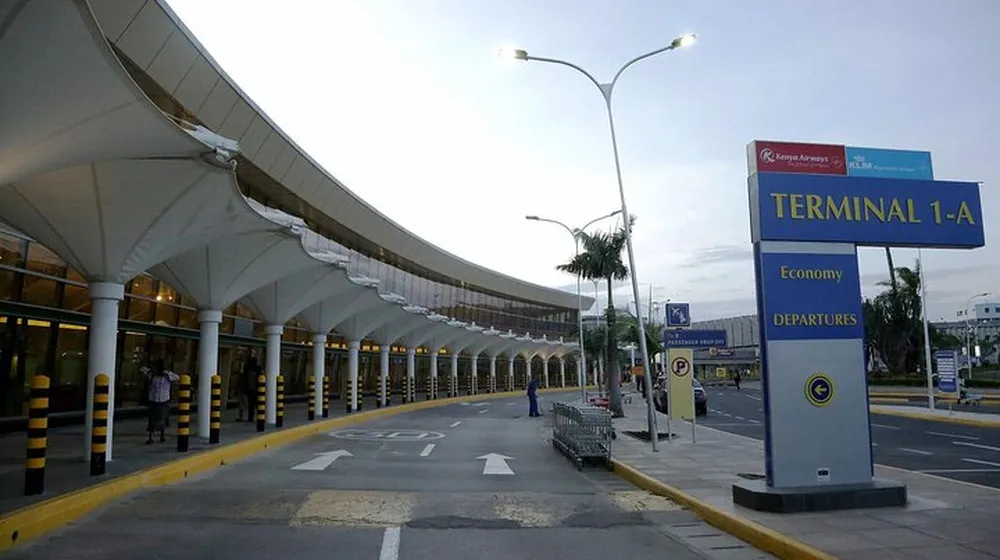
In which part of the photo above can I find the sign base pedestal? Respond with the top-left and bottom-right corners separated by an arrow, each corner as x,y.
732,478 -> 907,513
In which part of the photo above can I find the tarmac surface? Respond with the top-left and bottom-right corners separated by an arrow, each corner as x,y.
701,385 -> 1000,488
5,394 -> 744,560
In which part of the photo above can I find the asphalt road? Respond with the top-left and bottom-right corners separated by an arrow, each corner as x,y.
7,394 -> 761,560
700,386 -> 1000,488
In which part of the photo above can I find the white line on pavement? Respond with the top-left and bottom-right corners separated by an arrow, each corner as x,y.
872,423 -> 900,430
920,468 -> 1000,473
735,416 -> 745,421
872,442 -> 879,447
722,413 -> 732,418
746,395 -> 762,401
450,421 -> 462,428
927,431 -> 978,441
954,441 -> 1000,452
479,409 -> 489,414
962,458 -> 1000,467
419,444 -> 435,457
899,447 -> 933,456
379,527 -> 401,560
748,419 -> 760,424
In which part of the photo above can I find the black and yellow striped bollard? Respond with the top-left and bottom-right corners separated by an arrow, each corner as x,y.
25,374 -> 49,496
425,377 -> 432,401
256,373 -> 266,432
90,374 -> 110,476
276,375 -> 285,428
345,377 -> 354,413
357,376 -> 363,411
308,375 -> 316,421
403,375 -> 410,404
322,376 -> 330,418
209,375 -> 221,444
177,374 -> 191,452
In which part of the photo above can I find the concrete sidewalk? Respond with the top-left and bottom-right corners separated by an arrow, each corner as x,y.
610,399 -> 1000,559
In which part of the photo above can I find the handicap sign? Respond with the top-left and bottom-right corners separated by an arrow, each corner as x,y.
666,303 -> 691,328
805,373 -> 834,407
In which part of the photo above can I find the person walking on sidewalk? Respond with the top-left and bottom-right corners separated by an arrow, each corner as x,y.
733,370 -> 742,391
527,377 -> 541,417
141,359 -> 178,444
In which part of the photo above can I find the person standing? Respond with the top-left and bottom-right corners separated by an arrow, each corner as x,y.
141,359 -> 178,444
527,377 -> 540,417
733,370 -> 742,391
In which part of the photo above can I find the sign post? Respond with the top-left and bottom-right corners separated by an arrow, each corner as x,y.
935,350 -> 958,394
736,139 -> 984,514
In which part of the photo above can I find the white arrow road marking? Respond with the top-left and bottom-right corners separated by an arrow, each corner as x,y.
450,421 -> 462,428
290,450 -> 353,471
379,526 -> 401,560
420,444 -> 435,457
478,453 -> 515,475
954,441 -> 1000,452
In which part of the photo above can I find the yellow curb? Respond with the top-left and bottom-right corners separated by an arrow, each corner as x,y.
869,391 -> 1000,403
870,406 -> 1000,429
869,397 -> 911,404
612,459 -> 835,560
0,387 -> 586,550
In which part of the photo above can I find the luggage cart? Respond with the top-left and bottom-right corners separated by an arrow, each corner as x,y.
551,401 -> 614,470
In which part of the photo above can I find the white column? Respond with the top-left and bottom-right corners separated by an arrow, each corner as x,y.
349,339 -> 360,411
543,358 -> 549,388
380,345 -> 390,407
559,358 -> 566,388
84,282 -> 124,461
196,310 -> 222,439
313,333 -> 326,410
489,355 -> 497,393
450,352 -> 458,397
430,350 -> 439,398
630,346 -> 636,367
470,353 -> 478,394
508,357 -> 515,389
265,325 -> 283,424
406,347 -> 416,401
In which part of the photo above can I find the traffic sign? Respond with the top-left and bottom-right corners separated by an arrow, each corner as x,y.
664,329 -> 727,348
805,373 -> 835,407
666,303 -> 691,328
670,356 -> 691,377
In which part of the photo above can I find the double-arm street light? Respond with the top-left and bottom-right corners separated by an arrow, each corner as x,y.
526,210 -> 621,403
503,33 -> 697,451
964,292 -> 990,379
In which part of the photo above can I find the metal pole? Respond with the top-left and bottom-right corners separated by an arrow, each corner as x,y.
919,250 -> 935,411
575,234 -> 587,403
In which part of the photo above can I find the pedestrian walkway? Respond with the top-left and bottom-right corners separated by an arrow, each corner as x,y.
610,399 -> 1000,559
871,404 -> 1000,427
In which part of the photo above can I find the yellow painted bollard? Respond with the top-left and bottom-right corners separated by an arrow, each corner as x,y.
308,375 -> 316,421
256,374 -> 266,433
276,375 -> 285,428
90,374 -> 109,476
177,374 -> 191,452
25,375 -> 49,496
209,375 -> 221,444
322,377 -> 330,418
345,378 -> 354,413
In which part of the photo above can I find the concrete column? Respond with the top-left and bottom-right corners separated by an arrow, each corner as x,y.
313,333 -> 326,410
559,358 -> 566,388
542,358 -> 549,388
196,310 -> 223,439
265,325 -> 283,424
508,357 -> 515,390
406,348 -> 416,400
84,282 -> 124,461
489,355 -> 497,393
349,340 -> 360,411
430,351 -> 439,398
469,353 -> 478,394
630,346 -> 636,367
380,346 -> 390,407
450,352 -> 458,397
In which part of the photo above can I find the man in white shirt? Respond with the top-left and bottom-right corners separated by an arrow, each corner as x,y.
141,359 -> 179,444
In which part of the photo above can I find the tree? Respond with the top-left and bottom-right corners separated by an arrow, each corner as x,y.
862,260 -> 925,375
556,218 -> 634,416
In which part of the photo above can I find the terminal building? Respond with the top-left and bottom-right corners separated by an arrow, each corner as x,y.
0,0 -> 587,445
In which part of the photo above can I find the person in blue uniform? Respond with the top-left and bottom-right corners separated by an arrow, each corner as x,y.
527,377 -> 541,417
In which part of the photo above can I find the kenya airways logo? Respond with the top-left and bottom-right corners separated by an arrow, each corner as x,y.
760,148 -> 777,164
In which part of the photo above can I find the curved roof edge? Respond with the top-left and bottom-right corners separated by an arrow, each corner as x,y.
86,0 -> 591,311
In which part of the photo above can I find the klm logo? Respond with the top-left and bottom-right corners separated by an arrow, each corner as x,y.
848,155 -> 873,171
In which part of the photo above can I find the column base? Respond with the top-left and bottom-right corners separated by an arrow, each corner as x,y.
731,478 -> 907,513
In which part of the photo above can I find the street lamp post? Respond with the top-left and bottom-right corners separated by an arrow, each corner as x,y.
964,292 -> 989,379
503,33 -> 697,451
526,210 -> 621,403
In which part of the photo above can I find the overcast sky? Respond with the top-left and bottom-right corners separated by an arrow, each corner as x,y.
165,0 -> 999,323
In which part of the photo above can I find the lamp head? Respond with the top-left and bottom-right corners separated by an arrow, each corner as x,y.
499,46 -> 529,61
525,215 -> 540,221
671,34 -> 697,49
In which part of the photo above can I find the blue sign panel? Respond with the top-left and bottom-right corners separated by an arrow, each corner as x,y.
753,173 -> 984,248
845,146 -> 933,180
935,350 -> 958,393
758,250 -> 864,341
663,329 -> 728,348
666,303 -> 691,328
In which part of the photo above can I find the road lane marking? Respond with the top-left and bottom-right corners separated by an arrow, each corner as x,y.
379,526 -> 401,560
746,395 -> 762,401
748,419 -> 760,424
291,450 -> 353,471
920,468 -> 1000,473
735,416 -> 745,420
722,413 -> 732,418
927,431 -> 978,441
962,458 -> 1000,467
479,409 -> 489,414
450,421 -> 462,428
954,441 -> 1000,452
872,423 -> 900,430
419,444 -> 435,457
899,448 -> 933,456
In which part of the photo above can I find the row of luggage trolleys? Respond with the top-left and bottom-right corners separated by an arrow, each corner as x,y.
550,401 -> 614,470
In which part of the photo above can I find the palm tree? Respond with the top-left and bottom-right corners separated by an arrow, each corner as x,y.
556,219 -> 633,416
